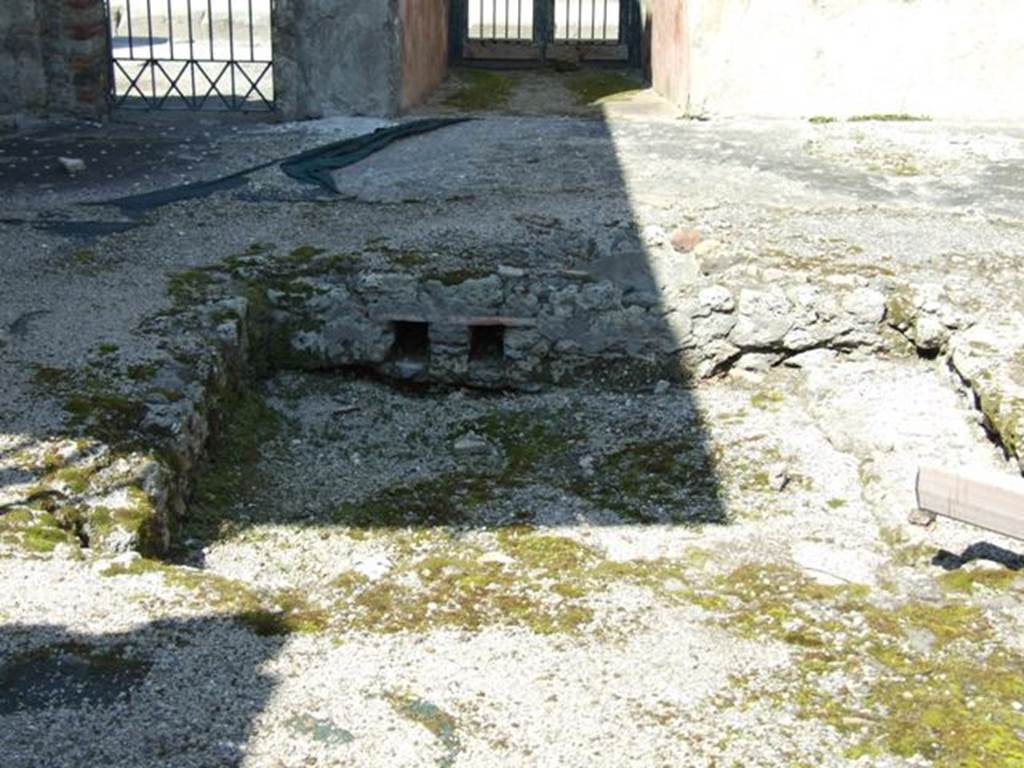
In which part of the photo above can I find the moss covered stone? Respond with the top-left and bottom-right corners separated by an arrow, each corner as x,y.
21,524 -> 78,553
167,268 -> 220,307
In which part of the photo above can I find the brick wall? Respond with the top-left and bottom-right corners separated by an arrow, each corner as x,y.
56,0 -> 110,117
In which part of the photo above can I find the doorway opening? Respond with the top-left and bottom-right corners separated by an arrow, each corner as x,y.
452,0 -> 640,65
105,0 -> 274,111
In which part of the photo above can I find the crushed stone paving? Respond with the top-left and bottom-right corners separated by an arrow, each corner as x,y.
1,100 -> 1024,767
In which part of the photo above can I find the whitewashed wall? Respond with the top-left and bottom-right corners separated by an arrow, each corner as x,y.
671,0 -> 1024,119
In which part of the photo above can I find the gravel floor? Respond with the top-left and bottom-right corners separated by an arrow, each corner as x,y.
2,89 -> 1024,766
2,355 -> 1022,767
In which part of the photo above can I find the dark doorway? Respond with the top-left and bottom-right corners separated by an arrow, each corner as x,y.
469,324 -> 506,364
390,321 -> 431,362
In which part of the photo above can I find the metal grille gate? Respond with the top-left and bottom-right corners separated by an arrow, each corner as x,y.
106,0 -> 273,111
551,0 -> 622,43
456,0 -> 636,63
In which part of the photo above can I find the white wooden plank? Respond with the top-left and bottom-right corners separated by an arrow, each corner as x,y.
916,465 -> 1024,540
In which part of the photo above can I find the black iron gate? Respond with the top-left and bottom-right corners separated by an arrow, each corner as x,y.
451,0 -> 641,65
106,0 -> 274,111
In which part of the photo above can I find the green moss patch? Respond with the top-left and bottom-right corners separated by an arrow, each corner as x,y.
44,465 -> 95,494
379,247 -> 429,269
126,363 -> 158,382
102,558 -> 328,636
387,693 -> 461,768
574,438 -> 722,523
697,563 -> 865,645
31,364 -> 147,449
31,365 -> 75,389
330,526 -> 698,636
185,390 -> 281,542
334,408 -> 721,529
751,388 -> 785,409
469,409 -> 577,474
885,290 -> 916,329
68,248 -> 99,267
698,561 -> 1024,767
9,440 -> 163,557
65,391 -> 146,445
567,71 -> 644,105
336,545 -> 594,635
426,267 -> 492,287
978,389 -> 1022,461
86,488 -> 163,554
496,528 -> 600,572
334,409 -> 575,529
167,267 -> 221,307
848,113 -> 930,122
945,349 -> 1024,466
286,245 -> 327,264
443,69 -> 514,111
939,567 -> 1021,594
879,525 -> 936,568
1,505 -> 84,555
0,508 -> 36,529
334,474 -> 490,529
21,524 -> 78,553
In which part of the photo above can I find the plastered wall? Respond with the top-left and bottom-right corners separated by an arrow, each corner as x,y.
647,0 -> 1024,120
399,0 -> 448,112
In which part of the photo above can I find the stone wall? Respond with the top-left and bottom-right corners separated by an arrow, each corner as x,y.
274,267 -> 686,387
0,0 -> 109,119
7,241 -> 1016,555
274,0 -> 449,119
56,0 -> 111,118
274,0 -> 402,119
646,0 -> 1024,120
257,260 -> 895,388
0,1 -> 47,115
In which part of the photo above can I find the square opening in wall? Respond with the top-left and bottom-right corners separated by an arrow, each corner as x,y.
469,324 -> 505,363
391,321 -> 430,360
